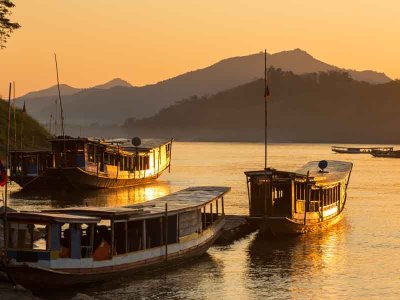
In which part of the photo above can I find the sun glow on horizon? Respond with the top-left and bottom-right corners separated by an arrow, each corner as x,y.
1,0 -> 400,97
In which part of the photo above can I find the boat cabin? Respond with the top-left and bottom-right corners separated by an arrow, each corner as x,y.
3,187 -> 227,267
9,137 -> 173,189
9,149 -> 52,178
245,161 -> 352,223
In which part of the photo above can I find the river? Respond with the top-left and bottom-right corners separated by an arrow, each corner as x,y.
6,142 -> 400,299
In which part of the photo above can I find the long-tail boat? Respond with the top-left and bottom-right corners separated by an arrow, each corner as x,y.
244,51 -> 353,236
244,160 -> 352,235
331,145 -> 393,154
370,149 -> 400,158
9,137 -> 173,189
0,186 -> 229,290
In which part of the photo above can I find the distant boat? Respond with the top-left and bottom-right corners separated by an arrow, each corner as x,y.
244,160 -> 353,235
9,136 -> 173,190
370,149 -> 400,158
331,146 -> 393,154
1,186 -> 230,290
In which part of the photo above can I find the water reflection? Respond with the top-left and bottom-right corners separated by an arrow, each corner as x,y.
8,181 -> 171,210
78,253 -> 223,300
246,221 -> 348,298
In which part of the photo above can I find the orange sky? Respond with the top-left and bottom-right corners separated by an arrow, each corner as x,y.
1,0 -> 400,97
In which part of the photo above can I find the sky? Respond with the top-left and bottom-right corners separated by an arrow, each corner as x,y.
1,0 -> 400,97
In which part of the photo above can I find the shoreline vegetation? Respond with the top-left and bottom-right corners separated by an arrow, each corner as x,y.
0,99 -> 51,159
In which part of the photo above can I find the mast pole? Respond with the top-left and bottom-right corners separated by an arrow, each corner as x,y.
264,49 -> 268,169
54,53 -> 65,139
54,53 -> 66,166
12,82 -> 16,149
4,82 -> 12,251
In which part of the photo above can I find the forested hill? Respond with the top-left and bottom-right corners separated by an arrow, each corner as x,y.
0,99 -> 51,158
123,68 -> 400,144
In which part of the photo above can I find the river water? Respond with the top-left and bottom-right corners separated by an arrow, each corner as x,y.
5,142 -> 400,299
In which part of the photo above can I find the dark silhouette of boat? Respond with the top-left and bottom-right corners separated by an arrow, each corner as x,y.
331,146 -> 393,154
370,149 -> 400,158
9,137 -> 173,190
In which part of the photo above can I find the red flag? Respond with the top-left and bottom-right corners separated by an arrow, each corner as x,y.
266,84 -> 270,97
0,160 -> 7,187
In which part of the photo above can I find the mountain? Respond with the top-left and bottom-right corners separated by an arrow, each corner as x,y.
123,68 -> 400,144
91,78 -> 132,90
21,84 -> 80,99
0,99 -> 51,158
18,49 -> 392,135
19,78 -> 133,100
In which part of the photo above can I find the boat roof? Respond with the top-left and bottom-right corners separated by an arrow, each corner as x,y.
49,137 -> 172,152
6,212 -> 100,224
9,147 -> 51,153
43,186 -> 230,221
120,138 -> 172,151
296,160 -> 353,185
245,160 -> 353,186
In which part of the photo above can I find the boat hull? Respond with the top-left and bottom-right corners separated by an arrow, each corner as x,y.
6,227 -> 223,291
371,151 -> 400,158
61,167 -> 163,189
13,166 -> 167,190
11,169 -> 67,190
258,213 -> 344,236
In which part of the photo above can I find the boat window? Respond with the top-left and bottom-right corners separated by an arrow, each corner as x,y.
114,222 -> 127,255
60,223 -> 71,258
93,223 -> 113,261
8,223 -> 48,251
143,156 -> 150,170
87,144 -> 95,163
166,215 -> 178,244
127,220 -> 144,252
80,224 -> 92,258
145,218 -> 163,248
202,203 -> 215,229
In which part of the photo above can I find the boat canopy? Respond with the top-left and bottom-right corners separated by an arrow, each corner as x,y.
6,212 -> 100,224
43,186 -> 230,221
244,160 -> 353,186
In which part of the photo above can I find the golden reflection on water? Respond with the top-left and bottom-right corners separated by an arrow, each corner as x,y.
245,220 -> 348,299
8,181 -> 171,211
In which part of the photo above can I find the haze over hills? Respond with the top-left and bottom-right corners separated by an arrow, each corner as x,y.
18,49 -> 392,135
19,78 -> 133,100
123,68 -> 400,144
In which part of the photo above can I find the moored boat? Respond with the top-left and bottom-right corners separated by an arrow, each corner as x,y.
244,160 -> 352,236
9,137 -> 173,190
370,149 -> 400,158
1,186 -> 229,290
331,145 -> 393,154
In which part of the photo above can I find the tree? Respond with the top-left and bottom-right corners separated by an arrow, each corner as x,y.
0,0 -> 20,49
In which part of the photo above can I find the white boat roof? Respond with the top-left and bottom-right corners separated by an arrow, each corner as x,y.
296,160 -> 353,185
43,186 -> 230,221
245,160 -> 353,186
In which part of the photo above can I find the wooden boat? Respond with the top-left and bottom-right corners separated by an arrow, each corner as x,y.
331,145 -> 393,154
244,160 -> 353,236
370,149 -> 400,158
0,186 -> 229,290
9,137 -> 173,190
